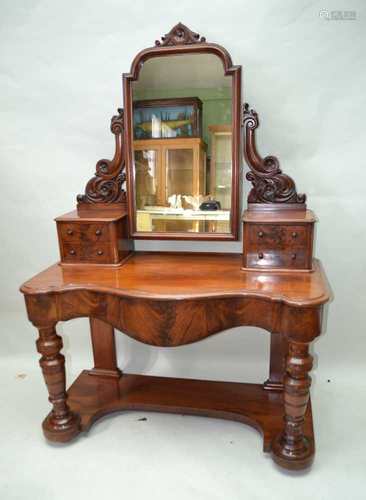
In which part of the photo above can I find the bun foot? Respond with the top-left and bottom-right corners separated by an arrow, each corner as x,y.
271,433 -> 314,470
42,411 -> 81,443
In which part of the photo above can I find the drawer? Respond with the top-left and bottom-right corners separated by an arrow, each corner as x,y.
62,242 -> 112,264
248,224 -> 308,249
246,248 -> 307,270
58,222 -> 110,243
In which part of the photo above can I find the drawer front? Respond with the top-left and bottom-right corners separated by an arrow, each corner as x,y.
243,221 -> 313,270
58,222 -> 110,243
245,248 -> 307,270
248,224 -> 308,250
62,243 -> 112,264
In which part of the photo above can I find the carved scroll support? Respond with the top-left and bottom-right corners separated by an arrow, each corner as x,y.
242,103 -> 306,209
36,325 -> 81,442
77,108 -> 126,211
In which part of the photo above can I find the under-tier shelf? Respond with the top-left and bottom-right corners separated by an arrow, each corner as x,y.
44,371 -> 314,468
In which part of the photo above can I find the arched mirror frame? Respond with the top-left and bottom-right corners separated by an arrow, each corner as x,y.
122,24 -> 242,240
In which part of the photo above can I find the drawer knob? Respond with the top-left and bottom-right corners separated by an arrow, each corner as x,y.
67,229 -> 74,236
69,249 -> 76,255
258,231 -> 264,238
291,253 -> 297,260
258,252 -> 264,259
292,232 -> 298,239
95,229 -> 102,236
97,250 -> 104,256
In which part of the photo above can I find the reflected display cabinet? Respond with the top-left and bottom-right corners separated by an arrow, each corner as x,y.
20,23 -> 331,472
209,125 -> 232,210
133,97 -> 202,139
134,137 -> 207,232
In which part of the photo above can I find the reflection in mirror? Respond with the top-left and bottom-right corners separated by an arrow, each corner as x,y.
132,54 -> 233,234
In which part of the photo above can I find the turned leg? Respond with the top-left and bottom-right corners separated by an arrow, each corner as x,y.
89,318 -> 122,378
36,325 -> 80,442
271,340 -> 314,469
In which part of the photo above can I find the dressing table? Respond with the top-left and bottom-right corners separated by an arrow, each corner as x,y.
20,23 -> 331,471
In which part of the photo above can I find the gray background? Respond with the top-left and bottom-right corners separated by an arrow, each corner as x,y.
1,1 -> 365,499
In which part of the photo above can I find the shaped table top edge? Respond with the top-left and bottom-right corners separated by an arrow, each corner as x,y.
20,252 -> 332,309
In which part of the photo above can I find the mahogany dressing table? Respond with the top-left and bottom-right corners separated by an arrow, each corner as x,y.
20,24 -> 331,471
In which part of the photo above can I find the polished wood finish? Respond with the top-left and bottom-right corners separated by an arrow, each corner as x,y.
123,23 -> 241,240
36,325 -> 80,442
242,103 -> 306,209
264,333 -> 288,391
21,252 -> 330,308
77,108 -> 126,211
61,370 -> 314,459
242,210 -> 316,272
272,341 -> 314,468
89,318 -> 121,378
21,252 -> 330,468
55,210 -> 132,266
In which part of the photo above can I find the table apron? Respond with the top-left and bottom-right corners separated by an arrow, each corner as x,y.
24,291 -> 323,346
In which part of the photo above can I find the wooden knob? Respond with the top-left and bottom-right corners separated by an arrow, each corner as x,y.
258,231 -> 264,238
95,229 -> 102,236
67,229 -> 73,236
258,252 -> 264,259
69,249 -> 76,255
97,250 -> 103,256
291,232 -> 298,238
291,253 -> 297,260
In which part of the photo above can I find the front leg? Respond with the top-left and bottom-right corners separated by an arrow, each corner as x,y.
36,325 -> 80,442
271,340 -> 314,469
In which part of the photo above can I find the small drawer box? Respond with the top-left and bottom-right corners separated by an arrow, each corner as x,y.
242,210 -> 316,272
245,248 -> 308,270
61,242 -> 112,264
249,225 -> 308,249
58,223 -> 110,243
56,210 -> 132,266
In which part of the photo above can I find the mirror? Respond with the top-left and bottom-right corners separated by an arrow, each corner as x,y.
123,36 -> 241,241
130,53 -> 235,236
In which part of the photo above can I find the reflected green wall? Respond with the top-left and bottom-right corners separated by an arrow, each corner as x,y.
133,87 -> 232,153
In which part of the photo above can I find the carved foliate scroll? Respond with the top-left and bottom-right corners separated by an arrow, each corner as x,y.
242,103 -> 306,206
155,22 -> 206,47
77,108 -> 126,205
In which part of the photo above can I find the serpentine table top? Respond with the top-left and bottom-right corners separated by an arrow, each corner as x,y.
21,252 -> 330,305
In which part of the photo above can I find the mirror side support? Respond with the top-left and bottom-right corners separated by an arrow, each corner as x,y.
242,103 -> 306,210
77,108 -> 127,214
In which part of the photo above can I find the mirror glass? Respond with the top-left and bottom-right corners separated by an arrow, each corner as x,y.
132,54 -> 233,234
